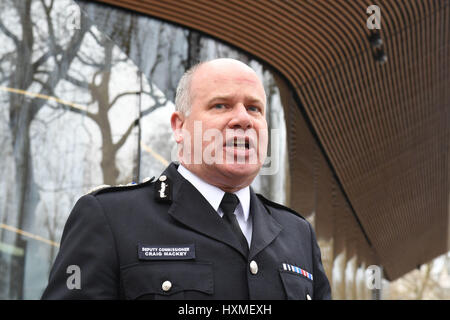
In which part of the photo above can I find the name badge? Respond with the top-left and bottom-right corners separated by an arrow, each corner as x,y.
138,243 -> 195,260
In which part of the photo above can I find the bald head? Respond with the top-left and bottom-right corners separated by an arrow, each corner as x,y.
175,58 -> 265,116
196,58 -> 259,77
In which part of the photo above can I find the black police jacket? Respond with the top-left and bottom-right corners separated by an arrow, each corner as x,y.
42,162 -> 331,300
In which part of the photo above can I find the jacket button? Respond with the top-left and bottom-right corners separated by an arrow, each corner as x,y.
162,280 -> 172,292
249,260 -> 258,275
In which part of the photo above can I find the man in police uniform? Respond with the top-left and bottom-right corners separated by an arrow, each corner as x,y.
42,58 -> 331,300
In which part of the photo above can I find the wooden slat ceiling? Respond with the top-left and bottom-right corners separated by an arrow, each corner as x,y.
95,0 -> 450,280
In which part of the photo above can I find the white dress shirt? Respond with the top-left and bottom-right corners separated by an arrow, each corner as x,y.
177,164 -> 252,247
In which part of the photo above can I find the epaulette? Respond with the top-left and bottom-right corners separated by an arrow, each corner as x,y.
256,193 -> 306,220
87,176 -> 155,196
154,174 -> 172,203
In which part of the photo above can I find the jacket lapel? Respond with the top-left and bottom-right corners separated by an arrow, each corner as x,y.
163,163 -> 248,259
248,188 -> 283,260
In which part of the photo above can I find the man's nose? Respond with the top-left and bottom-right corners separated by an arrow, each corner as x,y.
228,104 -> 252,129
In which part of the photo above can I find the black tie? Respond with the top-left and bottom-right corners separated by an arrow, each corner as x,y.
220,192 -> 249,256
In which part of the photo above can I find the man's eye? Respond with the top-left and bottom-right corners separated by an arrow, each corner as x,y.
248,106 -> 261,113
213,104 -> 226,109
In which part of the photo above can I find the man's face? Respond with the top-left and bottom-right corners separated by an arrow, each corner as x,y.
173,59 -> 268,192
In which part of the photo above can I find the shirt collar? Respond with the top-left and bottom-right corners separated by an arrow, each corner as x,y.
177,164 -> 251,222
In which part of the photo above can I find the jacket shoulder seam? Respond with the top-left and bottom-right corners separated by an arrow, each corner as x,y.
89,177 -> 155,196
256,193 -> 306,220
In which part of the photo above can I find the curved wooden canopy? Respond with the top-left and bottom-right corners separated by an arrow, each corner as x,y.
95,0 -> 450,280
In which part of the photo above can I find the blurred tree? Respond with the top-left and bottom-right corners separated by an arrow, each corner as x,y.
386,252 -> 450,299
0,0 -> 89,299
63,30 -> 168,185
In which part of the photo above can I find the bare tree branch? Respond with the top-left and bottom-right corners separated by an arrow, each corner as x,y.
88,28 -> 105,48
76,51 -> 105,69
150,53 -> 163,77
59,103 -> 97,122
0,19 -> 21,47
34,69 -> 50,76
32,77 -> 54,93
113,118 -> 138,151
140,97 -> 168,117
40,0 -> 58,59
108,91 -> 141,108
65,74 -> 89,89
0,50 -> 15,64
32,48 -> 61,73
30,14 -> 90,119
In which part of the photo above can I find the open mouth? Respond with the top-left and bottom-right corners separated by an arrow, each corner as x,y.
224,137 -> 252,149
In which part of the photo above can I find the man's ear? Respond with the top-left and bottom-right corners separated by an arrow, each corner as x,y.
171,111 -> 185,143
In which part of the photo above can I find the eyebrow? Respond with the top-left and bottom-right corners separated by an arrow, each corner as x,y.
207,95 -> 264,105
